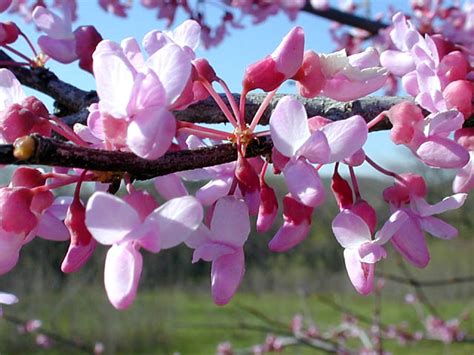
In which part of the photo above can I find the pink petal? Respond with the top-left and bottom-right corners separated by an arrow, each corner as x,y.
37,36 -> 77,63
391,217 -> 430,268
358,243 -> 387,263
185,224 -> 212,249
104,243 -> 142,310
85,192 -> 140,245
172,20 -> 201,51
0,69 -> 25,111
196,178 -> 232,205
427,110 -> 464,137
120,37 -> 145,70
271,26 -> 304,78
146,43 -> 192,105
127,70 -> 166,114
283,159 -> 325,208
93,40 -> 136,118
0,231 -> 22,275
332,210 -> 371,249
32,6 -> 72,39
148,196 -> 203,249
343,249 -> 374,295
420,216 -> 458,240
373,210 -> 409,245
210,197 -> 250,247
193,242 -> 235,263
416,136 -> 469,168
211,248 -> 245,305
412,194 -> 467,217
296,130 -> 330,163
61,239 -> 97,273
321,115 -> 368,162
453,154 -> 474,193
126,107 -> 176,160
268,220 -> 310,252
270,96 -> 310,157
0,292 -> 18,305
154,174 -> 188,200
380,50 -> 415,76
35,211 -> 70,241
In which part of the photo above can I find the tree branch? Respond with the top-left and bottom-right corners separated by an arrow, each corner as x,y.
2,135 -> 272,181
301,1 -> 388,35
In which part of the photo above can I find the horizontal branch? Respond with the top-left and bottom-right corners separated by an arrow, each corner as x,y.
301,1 -> 388,35
377,273 -> 474,287
2,135 -> 272,181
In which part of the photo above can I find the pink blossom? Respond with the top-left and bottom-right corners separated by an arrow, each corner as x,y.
86,191 -> 202,309
242,26 -> 304,92
270,95 -> 368,207
453,128 -> 474,193
0,0 -> 11,13
384,174 -> 467,268
321,47 -> 387,100
332,209 -> 408,294
186,197 -> 249,305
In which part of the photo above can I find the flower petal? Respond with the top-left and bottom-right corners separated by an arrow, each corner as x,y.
343,248 -> 374,295
210,197 -> 250,247
283,159 -> 325,208
332,209 -> 371,249
211,248 -> 245,305
126,107 -> 176,160
391,217 -> 430,268
420,216 -> 458,240
268,220 -> 310,252
270,96 -> 310,157
148,196 -> 203,249
104,243 -> 142,310
85,192 -> 140,245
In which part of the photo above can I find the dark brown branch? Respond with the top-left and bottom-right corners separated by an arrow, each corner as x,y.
301,1 -> 388,35
2,135 -> 272,181
0,51 -> 97,114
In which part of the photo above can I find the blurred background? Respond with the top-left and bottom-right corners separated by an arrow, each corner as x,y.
0,1 -> 473,354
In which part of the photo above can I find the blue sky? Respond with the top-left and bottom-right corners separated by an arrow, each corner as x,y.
3,1 -> 417,176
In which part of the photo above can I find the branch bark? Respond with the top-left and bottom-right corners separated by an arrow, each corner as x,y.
301,1 -> 388,35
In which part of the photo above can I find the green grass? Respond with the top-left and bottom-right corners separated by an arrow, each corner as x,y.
0,288 -> 473,354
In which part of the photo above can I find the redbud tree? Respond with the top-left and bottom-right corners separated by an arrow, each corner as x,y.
0,1 -> 472,349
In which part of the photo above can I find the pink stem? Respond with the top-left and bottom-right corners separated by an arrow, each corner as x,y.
249,90 -> 276,132
367,111 -> 388,130
19,31 -> 38,57
365,155 -> 404,181
217,78 -> 240,121
2,45 -> 35,65
200,79 -> 238,128
253,130 -> 271,137
178,122 -> 231,141
348,166 -> 361,200
0,60 -> 30,67
48,115 -> 89,146
239,89 -> 248,129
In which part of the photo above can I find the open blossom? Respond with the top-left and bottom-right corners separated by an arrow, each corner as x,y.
85,191 -> 203,309
332,208 -> 408,294
293,47 -> 388,101
387,103 -> 469,168
270,95 -> 368,207
86,21 -> 200,159
186,196 -> 250,305
383,173 -> 467,268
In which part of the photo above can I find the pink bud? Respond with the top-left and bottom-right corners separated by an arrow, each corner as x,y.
74,26 -> 103,74
0,22 -> 19,45
242,27 -> 304,92
443,80 -> 473,120
62,197 -> 96,273
454,128 -> 474,151
387,102 -> 424,145
10,167 -> 46,188
193,58 -> 217,82
293,50 -> 325,98
256,181 -> 278,232
331,170 -> 353,210
235,155 -> 260,215
0,1 -> 11,13
439,51 -> 469,84
0,187 -> 37,235
350,200 -> 377,235
383,173 -> 427,205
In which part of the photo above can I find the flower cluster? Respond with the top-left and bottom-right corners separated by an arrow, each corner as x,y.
0,3 -> 472,312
